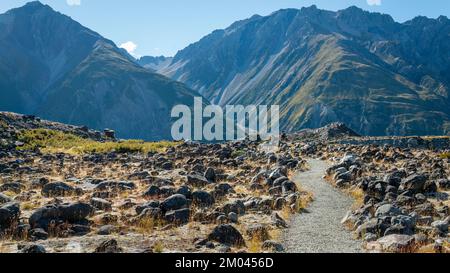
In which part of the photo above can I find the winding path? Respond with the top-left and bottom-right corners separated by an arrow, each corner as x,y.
282,159 -> 363,253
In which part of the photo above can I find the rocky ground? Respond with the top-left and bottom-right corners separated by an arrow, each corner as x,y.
295,134 -> 450,253
0,114 -> 449,253
0,112 -> 310,253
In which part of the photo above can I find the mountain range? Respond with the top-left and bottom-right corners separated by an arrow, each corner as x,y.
155,5 -> 450,136
0,1 -> 198,140
1,2 -> 449,138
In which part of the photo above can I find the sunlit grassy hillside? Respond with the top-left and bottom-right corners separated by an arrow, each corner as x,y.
17,129 -> 177,154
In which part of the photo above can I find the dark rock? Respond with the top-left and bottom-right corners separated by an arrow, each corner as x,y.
0,202 -> 20,230
94,239 -> 122,253
29,205 -> 60,229
213,183 -> 233,198
136,201 -> 160,215
273,197 -> 286,210
267,154 -> 277,164
268,186 -> 282,195
0,182 -> 24,193
29,202 -> 93,230
42,182 -> 75,197
375,204 -> 401,217
261,241 -> 284,252
159,186 -> 175,198
281,181 -> 297,194
335,171 -> 352,182
160,194 -> 188,212
431,219 -> 449,234
271,212 -> 288,228
0,193 -> 12,204
137,207 -> 162,221
128,171 -> 150,180
19,244 -> 46,253
192,191 -> 215,207
356,218 -> 383,238
90,198 -> 112,211
164,208 -> 190,225
97,225 -> 117,235
31,177 -> 49,189
95,181 -> 135,192
186,175 -> 209,187
29,228 -> 48,241
384,224 -> 410,236
161,162 -> 173,170
143,186 -> 160,198
399,175 -> 427,193
70,224 -> 91,235
208,224 -> 246,247
423,180 -> 438,193
192,164 -> 205,173
272,177 -> 289,187
204,167 -> 217,183
436,179 -> 450,190
103,129 -> 115,139
221,200 -> 246,215
176,186 -> 192,199
216,215 -> 228,224
58,202 -> 94,222
228,212 -> 238,223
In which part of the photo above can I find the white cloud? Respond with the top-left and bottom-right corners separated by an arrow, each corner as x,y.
66,0 -> 81,6
120,41 -> 138,56
367,0 -> 382,6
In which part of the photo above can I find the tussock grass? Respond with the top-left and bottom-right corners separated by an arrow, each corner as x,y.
0,120 -> 7,129
21,201 -> 40,211
153,241 -> 164,253
2,191 -> 16,198
345,186 -> 365,209
17,129 -> 177,155
248,236 -> 264,253
135,217 -> 164,235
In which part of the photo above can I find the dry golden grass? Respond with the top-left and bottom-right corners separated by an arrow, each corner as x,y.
247,236 -> 264,253
345,186 -> 365,209
2,191 -> 16,198
153,241 -> 164,253
17,129 -> 178,155
21,201 -> 40,211
268,228 -> 282,241
297,191 -> 314,212
0,242 -> 9,253
234,185 -> 263,197
135,217 -> 164,235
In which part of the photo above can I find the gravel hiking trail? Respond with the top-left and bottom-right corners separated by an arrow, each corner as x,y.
283,159 -> 363,253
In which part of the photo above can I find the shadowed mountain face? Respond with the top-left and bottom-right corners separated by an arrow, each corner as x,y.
137,56 -> 173,72
0,1 -> 198,140
157,5 -> 450,136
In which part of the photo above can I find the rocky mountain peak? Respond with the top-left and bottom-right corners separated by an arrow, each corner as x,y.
157,5 -> 450,137
21,1 -> 46,9
299,5 -> 318,15
8,1 -> 53,15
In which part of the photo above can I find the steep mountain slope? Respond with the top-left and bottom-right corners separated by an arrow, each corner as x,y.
0,1 -> 106,113
137,56 -> 173,71
158,6 -> 450,136
0,1 -> 198,140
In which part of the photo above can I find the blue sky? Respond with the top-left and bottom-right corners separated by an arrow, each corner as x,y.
1,0 -> 449,57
